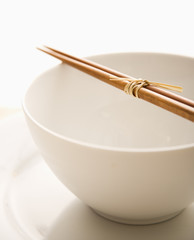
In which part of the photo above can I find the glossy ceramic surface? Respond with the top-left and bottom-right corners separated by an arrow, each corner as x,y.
1,114 -> 194,240
23,53 -> 194,224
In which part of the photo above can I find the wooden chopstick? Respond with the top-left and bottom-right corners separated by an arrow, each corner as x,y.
37,46 -> 194,122
44,45 -> 194,108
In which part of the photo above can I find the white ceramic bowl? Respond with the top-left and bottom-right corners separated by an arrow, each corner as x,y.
23,52 -> 194,225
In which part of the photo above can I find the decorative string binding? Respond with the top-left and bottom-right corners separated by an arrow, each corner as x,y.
110,77 -> 183,98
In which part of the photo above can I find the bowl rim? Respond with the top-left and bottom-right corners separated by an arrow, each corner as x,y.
22,51 -> 194,153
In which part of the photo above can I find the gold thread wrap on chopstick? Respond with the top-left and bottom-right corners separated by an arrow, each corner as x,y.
123,79 -> 149,97
110,77 -> 183,98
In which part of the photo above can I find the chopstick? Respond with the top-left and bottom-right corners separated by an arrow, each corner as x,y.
37,46 -> 194,122
43,45 -> 194,108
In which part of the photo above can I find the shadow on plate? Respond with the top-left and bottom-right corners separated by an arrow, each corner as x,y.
46,199 -> 194,240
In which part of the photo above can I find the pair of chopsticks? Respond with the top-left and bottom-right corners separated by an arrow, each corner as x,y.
37,46 -> 194,122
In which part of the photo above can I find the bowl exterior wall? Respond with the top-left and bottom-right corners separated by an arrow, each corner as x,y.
25,113 -> 194,221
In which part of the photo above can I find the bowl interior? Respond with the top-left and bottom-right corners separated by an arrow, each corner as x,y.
24,52 -> 194,150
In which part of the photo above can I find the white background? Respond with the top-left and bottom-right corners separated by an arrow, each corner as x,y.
0,0 -> 194,108
0,1 -> 194,238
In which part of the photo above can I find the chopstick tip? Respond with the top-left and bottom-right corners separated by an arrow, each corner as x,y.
36,45 -> 44,50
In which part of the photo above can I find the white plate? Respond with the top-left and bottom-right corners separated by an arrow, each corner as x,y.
0,113 -> 194,240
